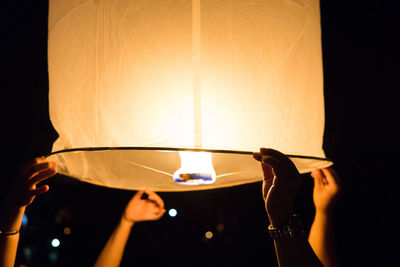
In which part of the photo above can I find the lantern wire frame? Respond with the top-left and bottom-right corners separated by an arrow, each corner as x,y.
47,147 -> 333,192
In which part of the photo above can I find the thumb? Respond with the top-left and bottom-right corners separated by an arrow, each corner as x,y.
261,161 -> 274,179
133,190 -> 145,200
261,156 -> 278,180
32,185 -> 50,197
260,158 -> 275,199
311,168 -> 324,189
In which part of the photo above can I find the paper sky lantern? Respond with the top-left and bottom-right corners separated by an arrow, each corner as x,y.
47,0 -> 332,191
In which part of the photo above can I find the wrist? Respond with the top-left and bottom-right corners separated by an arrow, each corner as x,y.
314,208 -> 335,219
267,213 -> 291,229
121,214 -> 135,227
268,214 -> 306,240
0,229 -> 20,237
0,206 -> 25,232
313,211 -> 335,228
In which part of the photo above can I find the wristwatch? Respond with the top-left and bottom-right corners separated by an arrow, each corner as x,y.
268,214 -> 306,240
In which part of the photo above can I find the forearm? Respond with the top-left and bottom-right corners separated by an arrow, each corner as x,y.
94,218 -> 134,267
273,238 -> 323,267
0,206 -> 25,267
268,215 -> 323,267
309,211 -> 338,267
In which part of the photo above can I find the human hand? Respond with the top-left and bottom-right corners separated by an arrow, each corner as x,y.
310,168 -> 341,215
122,190 -> 166,225
253,148 -> 303,228
7,157 -> 57,210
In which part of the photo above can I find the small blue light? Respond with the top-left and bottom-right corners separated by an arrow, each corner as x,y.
173,173 -> 214,185
168,208 -> 177,217
21,214 -> 28,227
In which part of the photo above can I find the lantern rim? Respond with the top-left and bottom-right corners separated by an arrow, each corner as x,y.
47,146 -> 332,163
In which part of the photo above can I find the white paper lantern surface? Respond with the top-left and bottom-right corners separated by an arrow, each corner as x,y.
47,0 -> 332,191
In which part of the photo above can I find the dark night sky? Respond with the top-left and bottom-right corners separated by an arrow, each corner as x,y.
1,1 -> 398,266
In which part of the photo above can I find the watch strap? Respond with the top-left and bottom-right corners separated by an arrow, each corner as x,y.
268,214 -> 306,240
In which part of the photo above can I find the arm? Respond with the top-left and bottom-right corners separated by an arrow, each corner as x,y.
93,217 -> 134,267
0,207 -> 25,267
272,239 -> 323,267
309,168 -> 341,267
0,157 -> 57,267
94,190 -> 165,267
254,148 -> 323,267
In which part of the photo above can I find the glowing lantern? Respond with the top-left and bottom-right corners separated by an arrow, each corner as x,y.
47,0 -> 332,191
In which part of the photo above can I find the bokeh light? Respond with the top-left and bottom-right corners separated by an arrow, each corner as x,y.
63,227 -> 71,235
216,223 -> 224,232
205,231 -> 213,239
21,214 -> 28,227
49,251 -> 59,263
51,238 -> 60,248
168,208 -> 177,217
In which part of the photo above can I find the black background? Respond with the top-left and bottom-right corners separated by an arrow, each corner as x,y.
1,1 -> 398,266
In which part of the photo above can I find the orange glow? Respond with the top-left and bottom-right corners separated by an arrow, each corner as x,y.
173,151 -> 216,185
63,227 -> 71,235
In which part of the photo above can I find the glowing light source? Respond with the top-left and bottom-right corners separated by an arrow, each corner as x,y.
51,238 -> 60,248
173,151 -> 216,185
63,227 -> 71,235
21,214 -> 28,227
216,223 -> 224,232
47,0 -> 333,192
205,231 -> 213,239
168,208 -> 177,217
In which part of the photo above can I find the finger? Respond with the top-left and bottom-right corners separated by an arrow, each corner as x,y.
261,156 -> 276,178
260,148 -> 293,166
260,156 -> 276,189
329,168 -> 343,195
321,168 -> 340,188
261,155 -> 287,179
145,191 -> 165,209
154,208 -> 166,220
262,177 -> 274,201
261,155 -> 279,171
20,156 -> 45,169
260,149 -> 298,178
253,152 -> 262,162
19,157 -> 45,175
132,190 -> 145,200
262,172 -> 274,199
29,167 -> 57,186
327,167 -> 342,187
311,168 -> 324,188
159,208 -> 166,218
32,184 -> 50,196
26,161 -> 57,180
